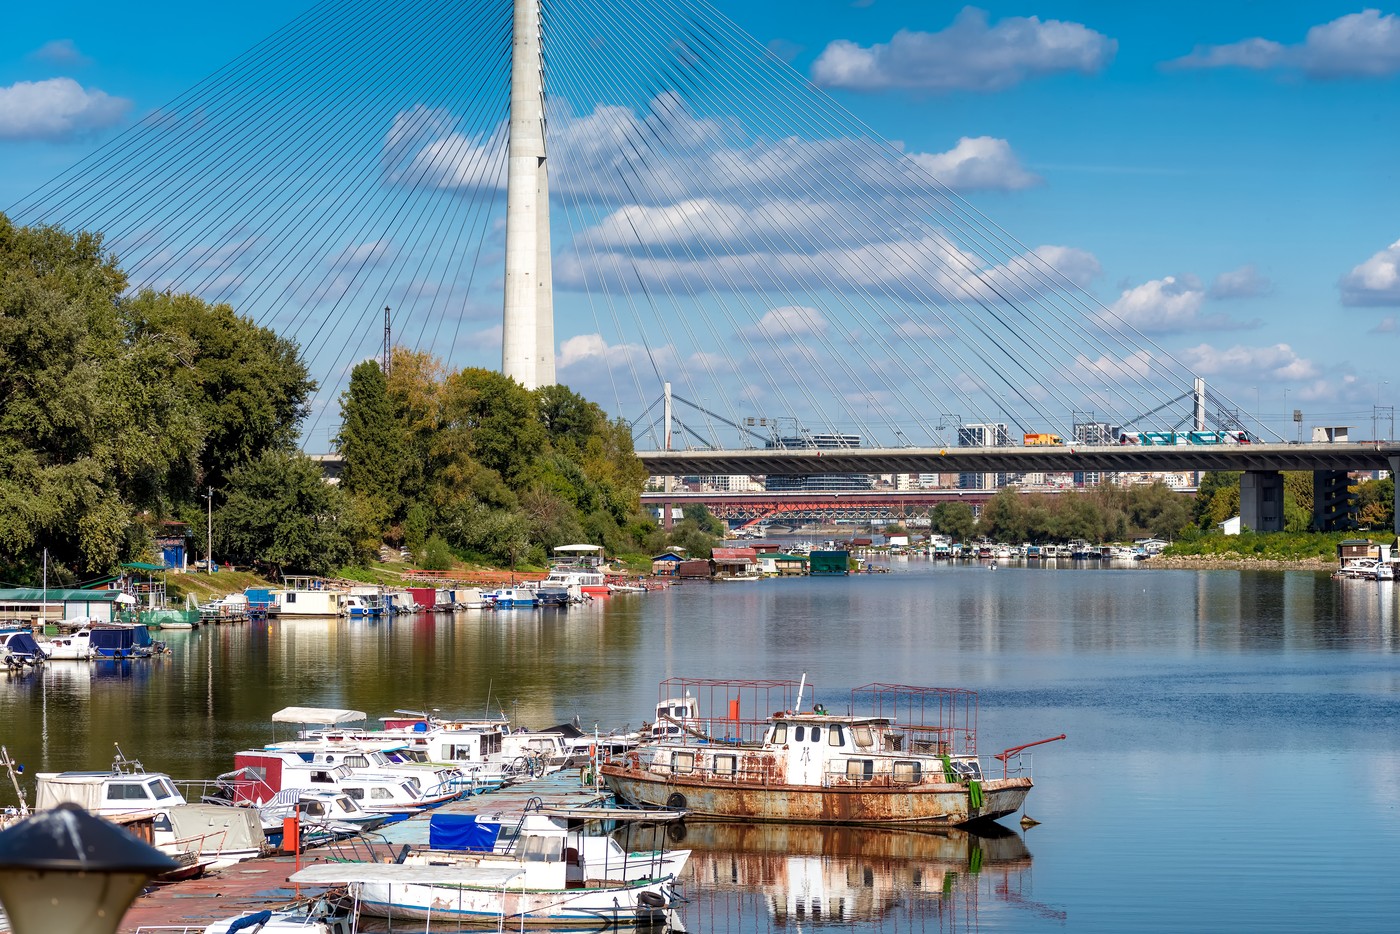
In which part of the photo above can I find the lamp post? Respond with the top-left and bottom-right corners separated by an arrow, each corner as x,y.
0,802 -> 178,934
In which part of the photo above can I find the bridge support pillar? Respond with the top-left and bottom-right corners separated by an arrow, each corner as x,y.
1312,470 -> 1355,532
1240,471 -> 1284,532
1392,457 -> 1400,537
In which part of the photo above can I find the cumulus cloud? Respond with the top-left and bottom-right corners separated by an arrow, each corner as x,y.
1340,239 -> 1400,306
28,39 -> 91,67
1181,343 -> 1321,382
1169,9 -> 1400,78
1209,264 -> 1272,299
330,239 -> 396,270
810,6 -> 1117,93
1073,349 -> 1155,382
907,136 -> 1040,190
744,305 -> 829,341
0,77 -> 130,141
1104,275 -> 1259,333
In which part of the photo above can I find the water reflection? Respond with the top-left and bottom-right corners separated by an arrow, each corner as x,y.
673,822 -> 1045,930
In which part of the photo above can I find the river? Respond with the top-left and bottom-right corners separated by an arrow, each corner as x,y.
3,559 -> 1399,932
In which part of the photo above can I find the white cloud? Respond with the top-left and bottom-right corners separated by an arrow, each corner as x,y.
810,7 -> 1117,93
1340,239 -> 1400,306
1104,275 -> 1259,333
330,239 -> 396,270
1169,10 -> 1400,78
744,305 -> 829,340
28,39 -> 91,67
1372,316 -> 1398,334
1073,349 -> 1155,382
1209,264 -> 1272,299
1181,343 -> 1321,381
0,77 -> 130,141
907,136 -> 1040,190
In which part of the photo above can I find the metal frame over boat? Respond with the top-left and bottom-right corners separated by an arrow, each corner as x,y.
603,677 -> 1062,827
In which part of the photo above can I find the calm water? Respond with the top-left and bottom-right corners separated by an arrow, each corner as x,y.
4,560 -> 1400,932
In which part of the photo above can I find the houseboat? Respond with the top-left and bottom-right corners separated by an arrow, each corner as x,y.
603,677 -> 1062,827
268,577 -> 346,617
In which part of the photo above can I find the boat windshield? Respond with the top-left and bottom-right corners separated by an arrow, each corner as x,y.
147,778 -> 178,800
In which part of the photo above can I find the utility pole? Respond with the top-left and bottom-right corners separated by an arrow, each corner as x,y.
205,486 -> 214,573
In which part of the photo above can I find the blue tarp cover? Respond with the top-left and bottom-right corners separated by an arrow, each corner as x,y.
429,813 -> 500,852
89,628 -> 135,655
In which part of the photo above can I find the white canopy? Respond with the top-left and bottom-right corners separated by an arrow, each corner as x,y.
553,544 -> 601,553
290,862 -> 521,885
271,706 -> 366,725
115,593 -> 138,605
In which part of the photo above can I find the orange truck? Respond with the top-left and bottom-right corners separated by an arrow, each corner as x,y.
1023,433 -> 1063,446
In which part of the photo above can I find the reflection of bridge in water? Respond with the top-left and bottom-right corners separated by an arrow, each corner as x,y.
662,821 -> 1061,930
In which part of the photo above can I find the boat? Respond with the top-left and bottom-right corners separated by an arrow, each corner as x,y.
491,586 -> 540,609
0,629 -> 46,669
35,749 -> 266,868
40,628 -> 94,660
545,544 -> 613,598
203,901 -> 355,934
1333,558 -> 1395,581
288,807 -> 687,926
602,677 -> 1063,827
268,576 -> 346,617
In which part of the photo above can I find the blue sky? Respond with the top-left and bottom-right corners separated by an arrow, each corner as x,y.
3,2 -> 1399,445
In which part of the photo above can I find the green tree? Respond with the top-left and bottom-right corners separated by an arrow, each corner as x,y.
978,488 -> 1027,541
336,360 -> 405,511
218,451 -> 352,575
930,502 -> 976,542
1194,472 -> 1241,529
1355,477 -> 1394,530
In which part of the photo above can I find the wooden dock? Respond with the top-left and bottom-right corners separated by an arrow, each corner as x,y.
119,771 -> 605,932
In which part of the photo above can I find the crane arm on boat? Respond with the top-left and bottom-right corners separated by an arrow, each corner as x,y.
994,734 -> 1067,761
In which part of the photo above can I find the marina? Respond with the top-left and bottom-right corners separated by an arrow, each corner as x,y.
1,559 -> 1400,931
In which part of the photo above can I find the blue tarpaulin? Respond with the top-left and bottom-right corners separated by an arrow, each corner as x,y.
89,628 -> 136,658
429,813 -> 500,852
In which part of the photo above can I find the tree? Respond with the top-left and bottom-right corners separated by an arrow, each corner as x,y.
336,360 -> 405,512
930,502 -> 976,542
1355,477 -> 1394,530
1195,472 -> 1241,529
218,451 -> 353,575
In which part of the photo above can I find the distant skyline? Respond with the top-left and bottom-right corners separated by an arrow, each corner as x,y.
3,2 -> 1398,441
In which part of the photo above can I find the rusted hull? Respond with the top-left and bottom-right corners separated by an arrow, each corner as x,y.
601,766 -> 1031,826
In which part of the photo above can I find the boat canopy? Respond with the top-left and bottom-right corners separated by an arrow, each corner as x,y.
289,863 -> 521,885
271,706 -> 367,725
553,544 -> 601,553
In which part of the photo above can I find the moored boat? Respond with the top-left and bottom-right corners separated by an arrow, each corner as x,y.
603,677 -> 1063,827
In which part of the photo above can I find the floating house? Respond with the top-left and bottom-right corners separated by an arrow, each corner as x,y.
0,588 -> 130,625
809,550 -> 852,576
651,551 -> 686,577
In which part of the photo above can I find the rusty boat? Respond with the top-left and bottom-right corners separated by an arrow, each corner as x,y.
601,677 -> 1063,827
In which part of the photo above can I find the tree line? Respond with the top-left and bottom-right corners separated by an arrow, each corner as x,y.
0,217 -> 707,583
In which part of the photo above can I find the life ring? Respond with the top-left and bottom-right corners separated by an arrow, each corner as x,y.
665,791 -> 687,810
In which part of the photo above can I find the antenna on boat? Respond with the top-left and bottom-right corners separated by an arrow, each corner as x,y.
794,672 -> 807,713
0,746 -> 29,816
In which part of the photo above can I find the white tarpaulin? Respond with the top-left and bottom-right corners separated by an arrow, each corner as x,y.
270,706 -> 366,725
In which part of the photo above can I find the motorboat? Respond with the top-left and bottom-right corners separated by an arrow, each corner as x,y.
603,677 -> 1063,827
0,629 -> 46,669
203,900 -> 355,934
289,807 -> 687,926
41,628 -> 94,661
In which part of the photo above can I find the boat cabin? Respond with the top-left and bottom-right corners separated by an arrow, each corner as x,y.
35,769 -> 187,815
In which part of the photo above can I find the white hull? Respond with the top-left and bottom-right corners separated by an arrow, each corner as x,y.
355,879 -> 673,927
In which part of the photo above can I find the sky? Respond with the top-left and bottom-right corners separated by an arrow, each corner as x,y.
2,2 -> 1399,446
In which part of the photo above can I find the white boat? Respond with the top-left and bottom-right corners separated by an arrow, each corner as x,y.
289,808 -> 687,926
0,629 -> 46,669
491,586 -> 539,609
203,902 -> 354,934
548,544 -> 612,597
268,576 -> 346,617
40,628 -> 93,660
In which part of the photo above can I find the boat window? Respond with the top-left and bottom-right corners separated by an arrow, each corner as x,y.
310,771 -> 333,783
344,788 -> 364,800
106,783 -> 151,800
402,783 -> 418,797
371,787 -> 393,800
147,779 -> 173,800
522,836 -> 563,862
345,756 -> 369,769
673,752 -> 695,774
811,727 -> 822,743
302,801 -> 325,817
286,593 -> 296,603
672,706 -> 688,717
852,726 -> 874,748
297,753 -> 315,763
794,726 -> 805,742
449,745 -> 473,761
893,760 -> 922,783
845,759 -> 874,781
770,723 -> 788,744
337,798 -> 358,813
245,765 -> 268,782
713,754 -> 736,776
828,726 -> 844,747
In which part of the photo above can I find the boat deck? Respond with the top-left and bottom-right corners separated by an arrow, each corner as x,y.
120,771 -> 605,932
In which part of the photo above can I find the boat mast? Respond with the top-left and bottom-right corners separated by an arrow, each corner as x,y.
794,671 -> 807,714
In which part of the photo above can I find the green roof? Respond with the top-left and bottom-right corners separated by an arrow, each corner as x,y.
121,562 -> 167,571
0,589 -> 123,602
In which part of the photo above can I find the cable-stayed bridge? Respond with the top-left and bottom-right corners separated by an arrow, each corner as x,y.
8,0 -> 1398,532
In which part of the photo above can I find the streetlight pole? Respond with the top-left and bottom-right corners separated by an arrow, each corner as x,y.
204,486 -> 213,573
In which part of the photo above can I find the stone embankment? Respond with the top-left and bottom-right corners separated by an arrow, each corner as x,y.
1148,554 -> 1335,571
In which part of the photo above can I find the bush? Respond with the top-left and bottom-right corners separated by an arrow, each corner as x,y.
421,535 -> 456,571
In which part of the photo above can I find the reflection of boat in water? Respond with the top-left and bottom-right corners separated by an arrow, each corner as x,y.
672,821 -> 1035,927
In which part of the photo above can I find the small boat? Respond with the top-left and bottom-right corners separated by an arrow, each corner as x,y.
40,628 -> 93,660
491,587 -> 539,609
203,901 -> 355,934
0,629 -> 46,669
289,807 -> 687,926
604,677 -> 1063,827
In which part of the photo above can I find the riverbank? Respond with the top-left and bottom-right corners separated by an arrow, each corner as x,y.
1147,554 -> 1336,571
